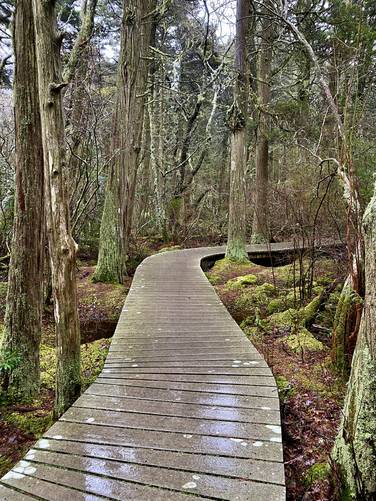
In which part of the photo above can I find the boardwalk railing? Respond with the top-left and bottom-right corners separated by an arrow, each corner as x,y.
1,245 -> 289,500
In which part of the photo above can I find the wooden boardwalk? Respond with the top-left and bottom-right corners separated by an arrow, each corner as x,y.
0,245 -> 288,500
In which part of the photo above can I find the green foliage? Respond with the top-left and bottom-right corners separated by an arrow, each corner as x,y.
0,350 -> 21,375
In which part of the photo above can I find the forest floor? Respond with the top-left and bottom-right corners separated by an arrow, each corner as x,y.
0,265 -> 129,476
0,244 -> 347,501
206,255 -> 347,501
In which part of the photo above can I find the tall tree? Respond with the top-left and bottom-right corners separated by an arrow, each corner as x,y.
226,0 -> 251,261
251,0 -> 275,243
32,0 -> 81,417
93,0 -> 156,283
0,0 -> 44,400
333,180 -> 376,499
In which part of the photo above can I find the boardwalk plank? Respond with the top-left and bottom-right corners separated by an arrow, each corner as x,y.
29,440 -> 285,485
1,245 -> 287,499
85,382 -> 280,408
25,449 -> 286,501
43,421 -> 284,462
92,378 -> 279,397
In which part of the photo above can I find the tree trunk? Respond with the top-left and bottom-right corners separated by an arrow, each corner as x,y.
148,42 -> 166,238
332,181 -> 376,499
226,0 -> 251,262
252,0 -> 274,244
65,0 -> 98,231
32,0 -> 81,417
0,0 -> 44,401
93,0 -> 155,283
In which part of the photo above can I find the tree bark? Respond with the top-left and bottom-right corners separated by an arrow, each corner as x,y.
252,0 -> 274,244
226,0 -> 251,261
32,0 -> 81,417
332,181 -> 376,499
93,0 -> 156,283
0,0 -> 44,400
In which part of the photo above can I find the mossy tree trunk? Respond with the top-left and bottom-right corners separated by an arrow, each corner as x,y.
332,182 -> 376,499
0,0 -> 44,400
226,0 -> 251,262
32,0 -> 81,417
93,0 -> 156,283
251,0 -> 275,244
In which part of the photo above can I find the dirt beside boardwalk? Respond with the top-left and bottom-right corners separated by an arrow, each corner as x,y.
206,256 -> 346,501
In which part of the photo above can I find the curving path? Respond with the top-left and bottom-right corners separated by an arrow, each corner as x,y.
0,245 -> 291,500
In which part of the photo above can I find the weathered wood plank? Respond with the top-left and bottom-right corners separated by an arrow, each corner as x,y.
43,421 -> 284,462
85,382 -> 280,408
92,378 -> 279,397
29,440 -> 285,485
1,244 -> 288,499
24,449 -> 285,501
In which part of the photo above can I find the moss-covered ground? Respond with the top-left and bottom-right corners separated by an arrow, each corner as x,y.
207,255 -> 346,501
0,266 -> 128,477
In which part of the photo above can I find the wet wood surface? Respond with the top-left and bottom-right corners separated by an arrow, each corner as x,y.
1,244 -> 293,500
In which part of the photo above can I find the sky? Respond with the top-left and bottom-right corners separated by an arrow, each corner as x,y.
202,0 -> 236,43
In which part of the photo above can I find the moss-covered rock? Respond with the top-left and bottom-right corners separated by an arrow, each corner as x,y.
207,258 -> 252,285
268,308 -> 304,329
304,462 -> 330,487
284,328 -> 325,353
225,274 -> 257,290
267,290 -> 297,314
5,411 -> 52,438
234,283 -> 277,317
157,245 -> 182,253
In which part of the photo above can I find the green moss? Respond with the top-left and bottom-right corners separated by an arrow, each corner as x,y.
225,274 -> 257,290
272,262 -> 297,285
81,339 -> 111,387
303,295 -> 322,325
0,456 -> 15,477
276,375 -> 295,402
284,328 -> 325,353
39,338 -> 110,392
268,308 -> 304,329
40,345 -> 55,389
78,282 -> 126,321
304,462 -> 330,487
333,342 -> 376,499
207,258 -> 251,285
0,282 -> 7,298
5,411 -> 52,438
332,282 -> 353,374
169,196 -> 183,210
313,285 -> 325,295
157,245 -> 182,253
235,283 -> 277,315
225,237 -> 249,263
